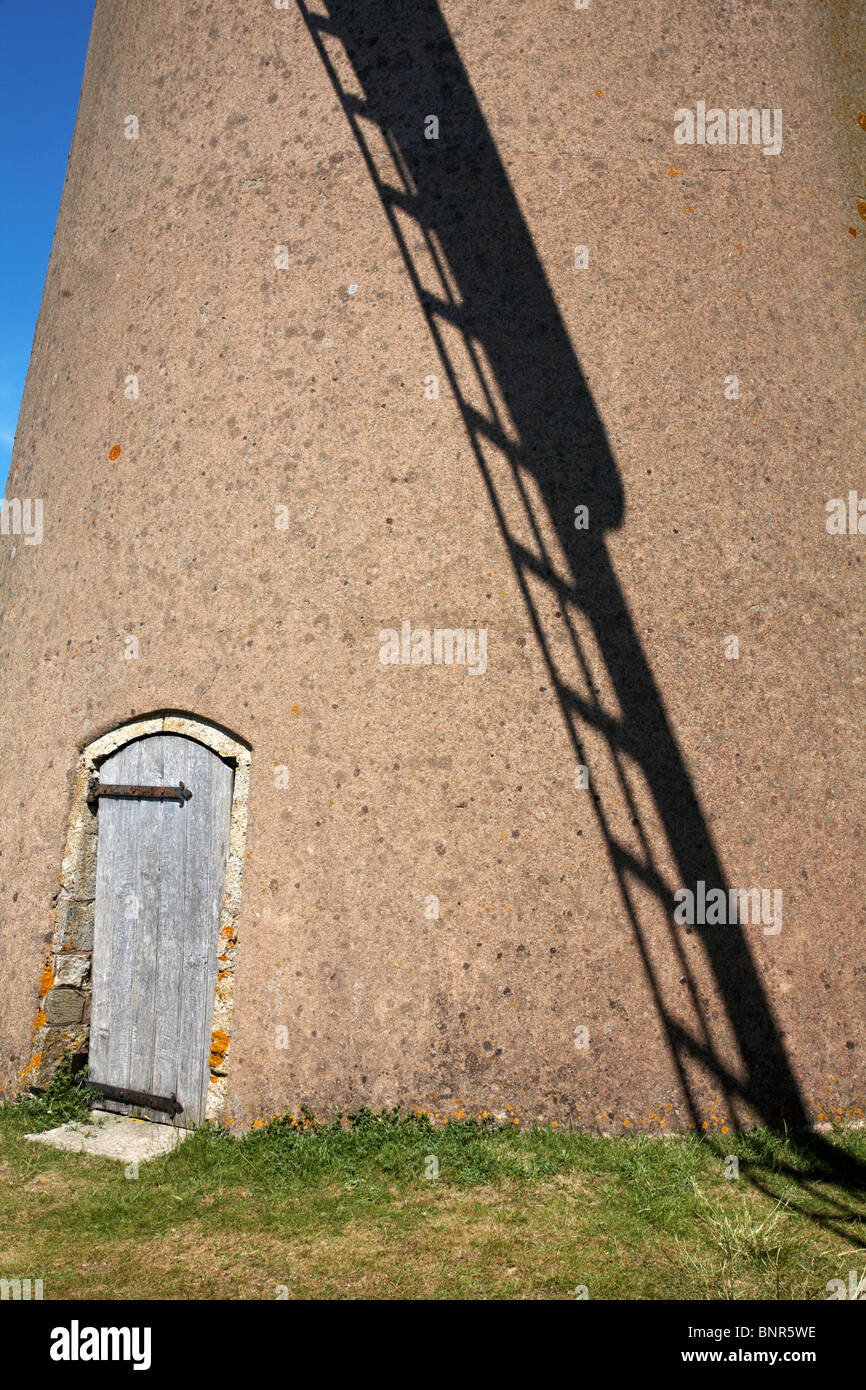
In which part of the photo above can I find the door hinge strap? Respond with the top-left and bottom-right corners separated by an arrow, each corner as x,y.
87,776 -> 192,805
89,1081 -> 183,1116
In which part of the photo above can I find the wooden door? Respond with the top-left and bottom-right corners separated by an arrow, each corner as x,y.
89,734 -> 234,1127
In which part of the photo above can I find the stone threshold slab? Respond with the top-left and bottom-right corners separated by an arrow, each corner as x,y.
26,1109 -> 189,1162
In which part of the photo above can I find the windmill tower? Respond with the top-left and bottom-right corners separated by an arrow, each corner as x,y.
1,0 -> 863,1134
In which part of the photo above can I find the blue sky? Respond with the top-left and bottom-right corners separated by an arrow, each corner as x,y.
0,1 -> 93,493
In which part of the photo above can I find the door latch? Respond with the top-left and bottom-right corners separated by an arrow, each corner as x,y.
87,775 -> 192,805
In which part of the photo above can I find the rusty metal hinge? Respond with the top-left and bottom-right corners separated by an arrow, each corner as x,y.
87,775 -> 192,806
89,1081 -> 183,1116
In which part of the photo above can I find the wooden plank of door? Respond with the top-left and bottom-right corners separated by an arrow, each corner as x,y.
152,735 -> 191,1124
127,734 -> 164,1098
103,740 -> 141,1094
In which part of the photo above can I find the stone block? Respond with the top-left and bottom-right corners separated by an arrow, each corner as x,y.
53,953 -> 91,988
43,986 -> 85,1026
55,899 -> 94,953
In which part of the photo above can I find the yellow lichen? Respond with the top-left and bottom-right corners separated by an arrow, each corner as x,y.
209,1028 -> 229,1068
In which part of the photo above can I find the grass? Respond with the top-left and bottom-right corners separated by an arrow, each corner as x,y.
2,1083 -> 865,1299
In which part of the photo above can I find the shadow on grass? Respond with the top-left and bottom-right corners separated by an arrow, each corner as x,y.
702,1126 -> 866,1250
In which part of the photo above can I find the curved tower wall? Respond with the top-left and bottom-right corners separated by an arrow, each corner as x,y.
0,0 -> 863,1131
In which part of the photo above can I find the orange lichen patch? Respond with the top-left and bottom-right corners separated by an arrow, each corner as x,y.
850,226 -> 858,236
858,113 -> 866,131
21,1051 -> 43,1080
220,923 -> 235,940
668,165 -> 683,177
108,444 -> 121,461
209,1028 -> 229,1069
857,199 -> 866,222
40,962 -> 54,996
290,705 -> 300,716
32,1007 -> 46,1031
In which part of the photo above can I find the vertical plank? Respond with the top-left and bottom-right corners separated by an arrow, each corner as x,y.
151,735 -> 189,1119
127,735 -> 164,1094
103,740 -> 141,1093
89,753 -> 120,1085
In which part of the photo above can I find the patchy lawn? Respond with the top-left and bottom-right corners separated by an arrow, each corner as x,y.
2,1081 -> 864,1300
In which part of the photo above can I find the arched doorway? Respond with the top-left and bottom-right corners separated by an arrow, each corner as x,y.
33,714 -> 250,1127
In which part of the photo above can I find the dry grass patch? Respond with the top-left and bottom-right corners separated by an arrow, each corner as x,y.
3,1092 -> 865,1300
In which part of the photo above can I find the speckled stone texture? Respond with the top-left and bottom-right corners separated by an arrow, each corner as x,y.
0,0 -> 863,1133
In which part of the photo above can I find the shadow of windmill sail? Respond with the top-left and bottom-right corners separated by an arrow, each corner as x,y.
294,0 -> 825,1137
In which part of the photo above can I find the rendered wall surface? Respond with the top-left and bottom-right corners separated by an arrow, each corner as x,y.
0,0 -> 863,1132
